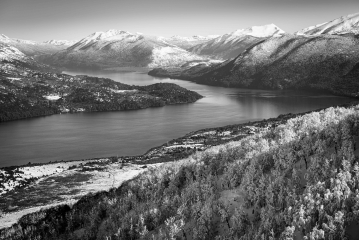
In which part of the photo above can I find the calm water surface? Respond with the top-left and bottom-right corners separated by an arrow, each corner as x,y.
0,71 -> 354,167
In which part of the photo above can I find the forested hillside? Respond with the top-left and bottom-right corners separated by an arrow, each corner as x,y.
1,104 -> 359,239
0,67 -> 203,122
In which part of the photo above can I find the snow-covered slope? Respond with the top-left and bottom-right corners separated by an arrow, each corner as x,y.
149,46 -> 205,68
0,42 -> 54,71
0,34 -> 37,45
296,12 -> 359,36
0,34 -> 75,56
41,29 -> 205,70
189,24 -> 285,59
230,24 -> 285,38
67,29 -> 132,50
0,43 -> 28,62
167,33 -> 359,97
160,35 -> 219,49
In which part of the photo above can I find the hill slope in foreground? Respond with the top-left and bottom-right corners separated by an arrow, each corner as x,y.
1,103 -> 359,239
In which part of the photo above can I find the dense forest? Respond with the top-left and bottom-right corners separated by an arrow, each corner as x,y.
1,104 -> 359,239
0,73 -> 203,122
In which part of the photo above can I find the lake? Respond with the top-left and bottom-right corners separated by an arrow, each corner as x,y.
0,71 -> 354,167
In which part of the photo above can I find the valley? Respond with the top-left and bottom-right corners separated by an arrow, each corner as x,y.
1,9 -> 359,240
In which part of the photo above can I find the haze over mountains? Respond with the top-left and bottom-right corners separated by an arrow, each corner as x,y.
0,34 -> 75,56
0,24 -> 287,71
37,25 -> 285,70
37,30 -> 212,70
1,12 -> 359,97
2,10 -> 359,240
149,12 -> 359,97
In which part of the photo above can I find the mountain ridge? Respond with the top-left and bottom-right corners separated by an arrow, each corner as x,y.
296,12 -> 359,36
39,30 -> 207,70
0,34 -> 76,56
188,24 -> 285,59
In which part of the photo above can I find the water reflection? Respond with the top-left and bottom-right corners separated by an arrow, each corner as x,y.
0,71 -> 354,167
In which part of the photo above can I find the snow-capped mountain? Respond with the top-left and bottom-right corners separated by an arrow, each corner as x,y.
67,29 -> 132,50
0,43 -> 28,62
230,24 -> 285,38
189,24 -> 285,59
40,29 -> 205,70
0,34 -> 37,45
0,42 -> 54,71
151,33 -> 359,97
160,35 -> 219,49
296,12 -> 359,36
0,34 -> 75,56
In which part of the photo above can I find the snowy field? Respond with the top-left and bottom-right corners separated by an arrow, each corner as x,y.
0,160 -> 162,229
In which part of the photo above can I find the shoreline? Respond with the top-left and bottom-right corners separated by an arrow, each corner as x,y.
0,101 -> 358,235
1,101 -> 358,230
2,100 -> 358,170
148,68 -> 359,99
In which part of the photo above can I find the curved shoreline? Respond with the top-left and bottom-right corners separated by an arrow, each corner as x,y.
1,101 -> 358,231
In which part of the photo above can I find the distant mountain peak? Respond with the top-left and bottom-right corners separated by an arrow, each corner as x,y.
230,24 -> 285,38
105,29 -> 131,35
166,35 -> 218,42
296,12 -> 359,36
67,29 -> 138,50
85,29 -> 133,42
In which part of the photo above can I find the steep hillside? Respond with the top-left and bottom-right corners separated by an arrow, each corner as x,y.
0,42 -> 55,71
199,34 -> 359,96
40,30 -> 205,70
297,12 -> 359,36
0,34 -> 74,56
189,24 -> 285,59
151,33 -> 359,98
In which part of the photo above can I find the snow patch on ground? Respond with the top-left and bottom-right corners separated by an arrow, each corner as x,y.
0,199 -> 78,229
165,144 -> 203,149
0,160 -> 106,195
44,95 -> 61,100
0,162 -> 162,229
111,89 -> 138,93
6,77 -> 21,81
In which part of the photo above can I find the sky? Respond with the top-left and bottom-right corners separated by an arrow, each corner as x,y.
1,0 -> 359,41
